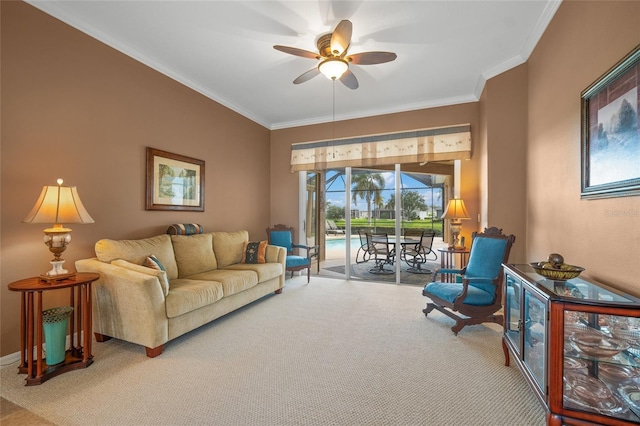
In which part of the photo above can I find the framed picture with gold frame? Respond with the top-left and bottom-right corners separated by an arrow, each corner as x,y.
581,44 -> 640,199
146,147 -> 205,211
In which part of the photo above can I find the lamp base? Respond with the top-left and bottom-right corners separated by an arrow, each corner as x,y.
40,273 -> 76,283
40,260 -> 76,282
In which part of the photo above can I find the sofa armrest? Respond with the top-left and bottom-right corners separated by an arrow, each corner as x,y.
265,245 -> 287,287
75,258 -> 169,350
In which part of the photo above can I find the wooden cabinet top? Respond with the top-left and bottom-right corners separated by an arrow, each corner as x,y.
504,263 -> 640,307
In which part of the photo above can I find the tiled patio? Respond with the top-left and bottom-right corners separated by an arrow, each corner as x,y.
319,234 -> 450,283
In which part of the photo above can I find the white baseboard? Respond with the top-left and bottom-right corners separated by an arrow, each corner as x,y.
0,351 -> 21,367
0,333 -> 81,368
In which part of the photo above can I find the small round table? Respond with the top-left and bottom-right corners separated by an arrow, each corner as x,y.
437,248 -> 470,282
8,272 -> 100,385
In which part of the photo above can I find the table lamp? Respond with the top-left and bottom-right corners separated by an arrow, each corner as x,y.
441,198 -> 470,250
23,178 -> 94,281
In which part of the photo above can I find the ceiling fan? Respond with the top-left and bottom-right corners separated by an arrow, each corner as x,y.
274,20 -> 397,90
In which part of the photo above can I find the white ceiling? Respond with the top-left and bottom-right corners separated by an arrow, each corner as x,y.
27,1 -> 561,130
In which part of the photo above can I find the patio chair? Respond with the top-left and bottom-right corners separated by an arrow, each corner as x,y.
355,229 -> 371,263
366,232 -> 395,275
422,226 -> 515,335
326,219 -> 345,235
266,224 -> 319,283
400,230 -> 437,274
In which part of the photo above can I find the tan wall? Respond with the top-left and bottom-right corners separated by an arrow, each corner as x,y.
1,2 -> 271,356
482,64 -> 529,263
527,0 -> 640,295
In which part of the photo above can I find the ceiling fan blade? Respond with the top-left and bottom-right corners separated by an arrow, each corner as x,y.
339,69 -> 358,90
293,67 -> 321,84
274,45 -> 320,60
331,20 -> 352,56
348,51 -> 397,65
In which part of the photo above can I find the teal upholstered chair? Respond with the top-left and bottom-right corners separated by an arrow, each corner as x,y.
266,224 -> 319,283
423,227 -> 515,335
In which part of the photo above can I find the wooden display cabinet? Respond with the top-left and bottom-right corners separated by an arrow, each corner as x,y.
502,264 -> 640,425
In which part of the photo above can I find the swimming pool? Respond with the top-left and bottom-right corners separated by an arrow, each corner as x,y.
325,237 -> 361,250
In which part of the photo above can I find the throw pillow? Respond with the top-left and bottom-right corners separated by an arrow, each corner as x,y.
111,259 -> 170,297
94,234 -> 178,280
241,241 -> 267,264
145,254 -> 166,272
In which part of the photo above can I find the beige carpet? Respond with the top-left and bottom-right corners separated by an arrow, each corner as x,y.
1,277 -> 545,425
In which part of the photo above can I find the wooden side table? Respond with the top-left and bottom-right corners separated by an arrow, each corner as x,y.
8,272 -> 99,385
437,248 -> 470,282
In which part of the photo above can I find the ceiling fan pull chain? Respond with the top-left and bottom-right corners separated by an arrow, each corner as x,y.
332,80 -> 336,159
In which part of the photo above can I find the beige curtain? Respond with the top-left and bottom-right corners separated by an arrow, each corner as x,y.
290,124 -> 471,172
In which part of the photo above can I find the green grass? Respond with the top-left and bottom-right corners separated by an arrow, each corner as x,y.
333,218 -> 443,236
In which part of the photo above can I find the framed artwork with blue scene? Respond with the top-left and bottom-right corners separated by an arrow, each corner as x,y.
581,44 -> 640,199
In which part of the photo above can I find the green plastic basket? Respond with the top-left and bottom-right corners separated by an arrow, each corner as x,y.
42,306 -> 73,365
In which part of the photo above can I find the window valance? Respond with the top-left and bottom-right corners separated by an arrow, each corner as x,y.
290,124 -> 471,172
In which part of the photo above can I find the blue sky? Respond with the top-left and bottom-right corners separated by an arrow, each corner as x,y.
325,170 -> 443,210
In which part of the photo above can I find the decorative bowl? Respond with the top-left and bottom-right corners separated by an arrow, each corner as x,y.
530,262 -> 585,281
563,357 -> 589,374
611,327 -> 640,349
564,321 -> 602,337
619,386 -> 640,412
565,371 -> 613,400
569,332 -> 629,358
598,363 -> 640,385
563,371 -> 629,415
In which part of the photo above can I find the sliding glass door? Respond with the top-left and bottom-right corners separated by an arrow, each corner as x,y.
319,166 -> 446,284
301,171 -> 319,250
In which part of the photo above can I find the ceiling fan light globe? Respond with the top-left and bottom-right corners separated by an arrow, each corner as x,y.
319,58 -> 348,80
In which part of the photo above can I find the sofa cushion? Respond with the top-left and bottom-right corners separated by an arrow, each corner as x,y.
224,262 -> 284,284
165,279 -> 224,318
95,234 -> 178,280
241,241 -> 267,264
111,259 -> 170,296
424,282 -> 495,306
187,269 -> 258,297
171,233 -> 217,278
212,231 -> 248,268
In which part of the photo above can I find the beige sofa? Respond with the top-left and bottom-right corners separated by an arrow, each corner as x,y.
76,230 -> 286,357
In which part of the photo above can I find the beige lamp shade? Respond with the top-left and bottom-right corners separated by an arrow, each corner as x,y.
441,198 -> 469,249
23,179 -> 94,280
23,180 -> 94,226
441,198 -> 470,220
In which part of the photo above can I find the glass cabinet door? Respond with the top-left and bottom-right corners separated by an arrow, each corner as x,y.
524,289 -> 546,391
505,273 -> 522,355
563,310 -> 640,421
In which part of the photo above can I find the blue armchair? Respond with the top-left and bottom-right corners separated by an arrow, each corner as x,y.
422,226 -> 515,335
266,224 -> 319,283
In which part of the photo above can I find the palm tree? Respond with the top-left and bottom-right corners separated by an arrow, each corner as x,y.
385,190 -> 428,220
352,172 -> 385,225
